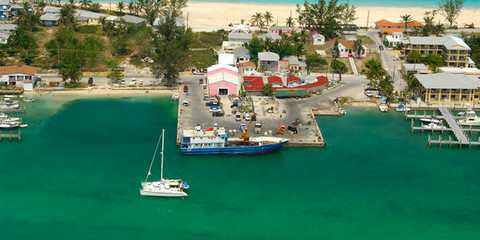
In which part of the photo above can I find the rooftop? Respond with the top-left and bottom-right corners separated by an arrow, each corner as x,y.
283,56 -> 305,66
382,28 -> 403,34
267,76 -> 283,85
259,32 -> 282,41
270,25 -> 292,31
258,52 -> 279,61
404,35 -> 471,50
153,17 -> 185,27
233,47 -> 250,59
243,76 -> 264,91
0,24 -> 17,31
415,73 -> 480,89
44,6 -> 61,13
40,13 -> 60,21
0,0 -> 9,4
0,65 -> 36,76
228,32 -> 252,41
403,64 -> 429,70
375,19 -> 424,27
74,10 -> 106,20
287,76 -> 302,83
120,15 -> 146,24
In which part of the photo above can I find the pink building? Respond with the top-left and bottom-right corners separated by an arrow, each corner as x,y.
269,26 -> 293,36
207,64 -> 239,96
338,40 -> 367,58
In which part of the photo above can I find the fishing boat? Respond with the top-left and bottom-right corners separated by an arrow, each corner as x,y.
378,104 -> 389,112
422,122 -> 447,131
0,122 -> 20,130
180,113 -> 289,155
457,110 -> 480,126
140,129 -> 189,198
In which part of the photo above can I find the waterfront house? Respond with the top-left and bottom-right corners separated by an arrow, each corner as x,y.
228,32 -> 252,43
117,15 -> 147,26
383,30 -> 403,47
74,10 -> 106,25
416,73 -> 480,105
243,76 -> 264,93
0,0 -> 10,21
375,19 -> 423,32
221,41 -> 244,53
207,64 -> 239,96
239,61 -> 257,76
267,76 -> 284,88
44,6 -> 61,15
312,33 -> 325,45
269,26 -> 292,36
258,52 -> 280,72
231,24 -> 249,33
281,56 -> 306,73
0,65 -> 36,87
402,64 -> 431,75
337,40 -> 367,58
153,16 -> 185,28
401,35 -> 471,68
259,32 -> 282,41
40,14 -> 60,27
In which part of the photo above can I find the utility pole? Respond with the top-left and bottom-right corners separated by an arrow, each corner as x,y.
366,10 -> 370,28
186,12 -> 189,29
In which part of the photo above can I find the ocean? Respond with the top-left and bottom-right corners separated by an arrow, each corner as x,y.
1,96 -> 480,239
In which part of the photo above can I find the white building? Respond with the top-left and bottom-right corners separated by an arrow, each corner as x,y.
0,65 -> 36,87
385,32 -> 404,47
312,33 -> 325,45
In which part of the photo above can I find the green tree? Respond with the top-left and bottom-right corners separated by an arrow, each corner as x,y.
423,54 -> 445,70
332,38 -> 340,59
89,2 -> 100,12
150,0 -> 192,86
271,39 -> 295,58
60,5 -> 76,29
15,5 -> 40,32
377,75 -> 394,101
106,58 -> 123,83
365,58 -> 386,86
286,16 -> 294,28
330,60 -> 347,82
305,53 -> 327,72
263,11 -> 273,26
128,2 -> 135,14
406,51 -> 424,63
68,0 -> 75,7
353,38 -> 364,59
79,0 -> 91,8
7,26 -> 38,64
117,1 -> 125,14
245,38 -> 265,65
340,0 -> 357,25
263,83 -> 274,96
465,36 -> 480,66
400,14 -> 412,32
251,12 -> 262,27
439,0 -> 464,26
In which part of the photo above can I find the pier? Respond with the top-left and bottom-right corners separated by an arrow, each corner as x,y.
407,107 -> 480,148
0,130 -> 22,141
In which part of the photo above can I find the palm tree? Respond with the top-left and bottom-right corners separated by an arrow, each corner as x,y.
353,38 -> 364,59
330,60 -> 347,82
117,1 -> 125,14
263,11 -> 273,26
286,16 -> 294,28
68,0 -> 75,6
127,2 -> 134,14
79,0 -> 91,9
251,12 -> 262,26
89,2 -> 100,12
400,14 -> 413,33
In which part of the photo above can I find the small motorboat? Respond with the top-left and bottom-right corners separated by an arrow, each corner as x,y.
395,104 -> 411,112
420,117 -> 442,125
422,122 -> 447,131
24,98 -> 35,102
339,108 -> 347,115
379,104 -> 389,112
171,93 -> 179,101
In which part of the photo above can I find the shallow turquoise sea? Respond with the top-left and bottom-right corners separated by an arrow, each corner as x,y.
1,96 -> 480,239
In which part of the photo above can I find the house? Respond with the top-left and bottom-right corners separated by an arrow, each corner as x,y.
0,32 -> 8,44
9,4 -> 33,16
117,15 -> 147,26
267,76 -> 283,88
218,51 -> 235,66
0,65 -> 36,87
384,30 -> 404,47
221,41 -> 244,53
153,16 -> 185,28
74,10 -> 106,25
259,32 -> 282,41
258,52 -> 280,72
375,19 -> 424,32
269,26 -> 292,36
0,23 -> 16,34
233,47 -> 250,64
415,73 -> 480,105
239,61 -> 258,76
40,14 -> 60,27
228,32 -> 252,43
207,64 -> 240,96
287,76 -> 302,87
231,24 -> 249,33
282,56 -> 306,73
0,0 -> 10,21
337,40 -> 367,58
401,35 -> 471,68
402,64 -> 431,75
312,33 -> 325,45
44,6 -> 61,15
243,76 -> 264,93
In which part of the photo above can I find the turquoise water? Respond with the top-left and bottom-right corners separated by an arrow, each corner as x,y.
96,0 -> 480,8
1,96 -> 480,239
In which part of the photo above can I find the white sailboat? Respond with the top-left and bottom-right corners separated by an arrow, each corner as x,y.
140,129 -> 189,197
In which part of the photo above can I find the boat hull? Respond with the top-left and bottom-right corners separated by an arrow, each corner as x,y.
140,190 -> 188,197
181,140 -> 288,155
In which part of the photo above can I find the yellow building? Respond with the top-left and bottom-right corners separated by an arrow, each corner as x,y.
402,36 -> 471,68
74,10 -> 106,26
416,73 -> 480,105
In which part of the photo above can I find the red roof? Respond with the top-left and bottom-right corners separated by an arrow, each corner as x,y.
275,76 -> 329,91
382,28 -> 403,34
267,76 -> 283,85
0,65 -> 36,76
243,76 -> 264,91
287,76 -> 301,83
375,19 -> 424,27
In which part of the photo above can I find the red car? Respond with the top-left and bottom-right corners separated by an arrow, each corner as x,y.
183,86 -> 188,92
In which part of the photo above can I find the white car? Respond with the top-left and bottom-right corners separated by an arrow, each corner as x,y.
129,78 -> 137,85
245,113 -> 251,121
235,113 -> 242,121
364,90 -> 373,97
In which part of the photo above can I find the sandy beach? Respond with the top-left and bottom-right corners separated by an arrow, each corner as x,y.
101,2 -> 480,31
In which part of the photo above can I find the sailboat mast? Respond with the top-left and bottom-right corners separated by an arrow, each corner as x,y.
161,129 -> 165,180
144,129 -> 163,182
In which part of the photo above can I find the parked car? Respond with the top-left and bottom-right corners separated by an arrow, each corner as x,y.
199,78 -> 204,84
254,123 -> 262,134
245,113 -> 251,121
183,85 -> 188,92
205,101 -> 217,107
139,80 -> 144,85
182,100 -> 190,106
364,90 -> 373,97
212,109 -> 224,117
121,80 -> 126,85
129,78 -> 137,85
379,45 -> 384,50
235,113 -> 242,121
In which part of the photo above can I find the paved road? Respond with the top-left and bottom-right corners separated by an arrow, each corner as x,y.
367,29 -> 406,90
39,74 -> 158,87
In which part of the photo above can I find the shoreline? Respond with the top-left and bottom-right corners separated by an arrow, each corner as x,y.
31,88 -> 176,97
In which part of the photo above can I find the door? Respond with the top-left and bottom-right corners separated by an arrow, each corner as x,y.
219,88 -> 229,95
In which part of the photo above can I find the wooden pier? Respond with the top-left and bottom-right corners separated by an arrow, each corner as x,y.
407,107 -> 480,148
0,130 -> 22,141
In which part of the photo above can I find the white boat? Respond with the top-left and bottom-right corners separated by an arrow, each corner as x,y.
457,110 -> 480,126
140,129 -> 189,198
171,93 -> 179,101
420,117 -> 442,125
422,123 -> 447,130
0,113 -> 21,122
0,104 -> 19,110
338,108 -> 347,115
379,104 -> 389,112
